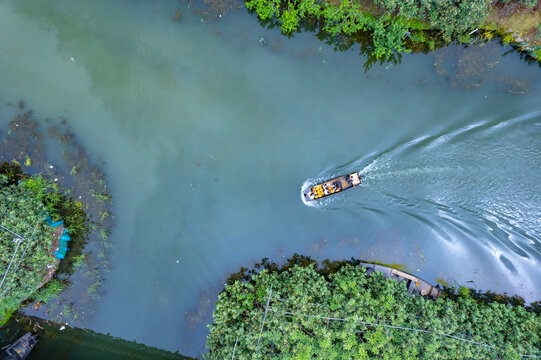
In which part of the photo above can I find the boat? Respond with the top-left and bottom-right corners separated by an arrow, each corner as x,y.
0,332 -> 38,360
359,262 -> 441,299
303,172 -> 363,201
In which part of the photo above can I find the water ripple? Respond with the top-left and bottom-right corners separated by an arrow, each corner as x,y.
303,111 -> 541,268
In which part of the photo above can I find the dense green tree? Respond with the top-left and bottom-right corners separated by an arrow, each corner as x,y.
206,259 -> 541,359
246,0 -> 492,59
375,0 -> 490,40
0,174 -> 56,322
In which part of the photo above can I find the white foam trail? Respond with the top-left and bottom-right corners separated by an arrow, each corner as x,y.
300,180 -> 317,208
490,110 -> 541,131
405,134 -> 430,147
425,120 -> 489,150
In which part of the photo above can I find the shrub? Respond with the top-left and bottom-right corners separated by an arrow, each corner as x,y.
376,0 -> 490,41
0,163 -> 88,324
246,0 -> 492,61
1,174 -> 56,323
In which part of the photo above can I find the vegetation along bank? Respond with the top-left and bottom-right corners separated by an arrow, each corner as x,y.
245,0 -> 541,63
0,163 -> 89,325
1,106 -> 114,326
205,255 -> 541,359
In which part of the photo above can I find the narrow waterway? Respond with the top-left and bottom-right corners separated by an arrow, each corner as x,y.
0,0 -> 540,356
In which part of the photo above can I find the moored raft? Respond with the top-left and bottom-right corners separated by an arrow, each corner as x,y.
0,332 -> 38,360
360,262 -> 441,299
304,172 -> 363,201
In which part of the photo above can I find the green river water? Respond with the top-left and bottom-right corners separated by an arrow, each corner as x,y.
0,0 -> 540,357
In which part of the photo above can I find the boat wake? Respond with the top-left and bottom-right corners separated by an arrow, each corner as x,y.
302,111 -> 541,275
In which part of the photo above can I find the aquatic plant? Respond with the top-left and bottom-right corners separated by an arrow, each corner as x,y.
72,253 -> 86,269
90,190 -> 111,203
69,165 -> 78,177
33,280 -> 65,304
206,255 -> 541,359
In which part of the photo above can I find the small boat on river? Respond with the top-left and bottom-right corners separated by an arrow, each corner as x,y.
303,172 -> 363,201
0,332 -> 38,360
360,262 -> 441,299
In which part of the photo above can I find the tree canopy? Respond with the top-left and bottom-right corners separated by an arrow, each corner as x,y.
205,258 -> 541,359
0,174 -> 57,322
246,0 -> 492,59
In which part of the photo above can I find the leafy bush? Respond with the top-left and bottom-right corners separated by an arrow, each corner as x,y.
0,163 -> 89,324
376,0 -> 490,40
371,15 -> 410,58
426,0 -> 489,40
246,0 -> 409,58
1,174 -> 56,323
206,257 -> 541,359
246,0 -> 492,60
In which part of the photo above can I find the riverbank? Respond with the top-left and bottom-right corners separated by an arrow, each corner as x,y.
486,1 -> 541,62
206,255 -> 541,359
0,106 -> 114,327
0,163 -> 88,325
243,0 -> 541,65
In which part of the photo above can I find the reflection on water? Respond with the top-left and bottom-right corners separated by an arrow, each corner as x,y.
0,0 -> 540,357
0,317 -> 193,360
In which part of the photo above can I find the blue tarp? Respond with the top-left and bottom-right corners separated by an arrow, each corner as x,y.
44,214 -> 71,259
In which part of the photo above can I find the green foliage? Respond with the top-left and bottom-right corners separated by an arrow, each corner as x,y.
0,162 -> 27,185
459,285 -> 470,298
502,32 -> 515,44
371,15 -> 410,58
321,0 -> 374,36
427,0 -> 490,41
0,297 -> 19,326
246,0 -> 281,21
0,162 -> 89,323
1,174 -> 55,322
206,257 -> 541,359
502,0 -> 538,8
245,0 -> 491,61
279,5 -> 301,33
33,279 -> 64,303
90,189 -> 111,203
376,0 -> 490,41
246,0 -> 407,59
18,172 -> 89,237
72,253 -> 86,269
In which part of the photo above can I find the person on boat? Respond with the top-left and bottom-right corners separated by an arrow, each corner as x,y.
323,184 -> 331,195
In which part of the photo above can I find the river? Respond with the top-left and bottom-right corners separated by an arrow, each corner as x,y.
0,0 -> 540,357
